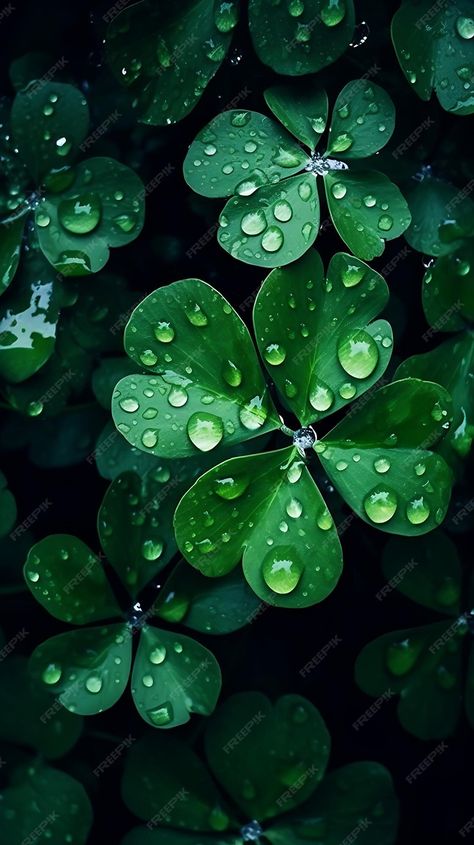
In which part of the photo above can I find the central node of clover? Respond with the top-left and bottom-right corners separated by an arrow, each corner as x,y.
240,821 -> 263,842
305,152 -> 349,175
292,426 -> 317,452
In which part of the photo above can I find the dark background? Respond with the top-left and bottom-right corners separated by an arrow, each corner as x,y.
0,0 -> 472,842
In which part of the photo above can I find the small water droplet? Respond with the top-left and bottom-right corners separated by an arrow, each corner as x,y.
42,663 -> 62,685
154,321 -> 175,343
264,342 -> 286,365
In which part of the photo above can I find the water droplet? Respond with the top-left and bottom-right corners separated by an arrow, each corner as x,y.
363,194 -> 377,208
377,214 -> 393,231
187,412 -> 224,451
231,111 -> 250,127
309,377 -> 334,412
147,701 -> 173,726
209,806 -> 230,831
222,359 -> 242,386
264,342 -> 286,366
185,302 -> 208,326
288,0 -> 304,16
342,264 -> 364,287
284,378 -> 298,398
298,181 -> 312,201
273,200 -> 293,222
140,349 -> 158,367
414,462 -> 426,476
321,0 -> 346,26
55,136 -> 72,156
286,497 -> 303,518
154,321 -> 175,343
149,646 -> 167,664
241,209 -> 266,235
42,663 -> 62,685
36,210 -> 51,228
374,457 -> 390,473
456,15 -> 474,39
337,329 -> 379,379
214,474 -> 249,500
386,638 -> 420,675
331,182 -> 347,199
262,546 -> 304,594
244,140 -> 257,153
141,429 -> 159,449
336,460 -> 348,471
168,386 -> 189,407
142,539 -> 164,560
406,496 -> 430,525
86,675 -> 103,694
142,674 -> 154,687
364,487 -> 398,523
261,225 -> 284,252
431,402 -> 444,422
331,133 -> 353,152
317,510 -> 333,530
120,397 -> 139,413
339,382 -> 356,399
113,213 -> 137,233
239,396 -> 268,430
58,192 -> 101,234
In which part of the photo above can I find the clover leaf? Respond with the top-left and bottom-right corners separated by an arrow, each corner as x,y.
356,531 -> 473,739
392,0 -> 474,115
183,79 -> 411,266
112,253 -> 454,610
422,238 -> 474,328
404,174 -> 474,257
0,469 -> 16,538
120,692 -> 399,844
249,0 -> 356,76
23,470 -> 225,728
0,80 -> 144,287
0,762 -> 93,845
105,0 -> 239,126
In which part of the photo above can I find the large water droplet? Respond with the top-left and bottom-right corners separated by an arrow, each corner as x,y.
141,429 -> 159,449
214,474 -> 249,500
119,397 -> 139,413
331,182 -> 347,199
241,209 -> 266,235
264,342 -> 286,365
185,302 -> 208,326
58,193 -> 101,234
222,359 -> 242,386
149,645 -> 167,664
147,701 -> 173,726
273,200 -> 293,222
337,329 -> 379,379
321,0 -> 346,26
168,386 -> 189,407
386,638 -> 420,675
342,264 -> 365,287
309,377 -> 334,412
261,225 -> 284,252
42,663 -> 62,685
456,15 -> 474,39
187,411 -> 224,451
154,321 -> 174,343
85,675 -> 103,694
239,396 -> 268,430
406,496 -> 430,525
142,538 -> 164,560
364,486 -> 397,523
262,546 -> 304,594
374,457 -> 390,474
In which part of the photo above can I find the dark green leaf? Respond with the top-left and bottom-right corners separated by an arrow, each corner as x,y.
253,250 -> 392,425
319,379 -> 454,535
0,469 -> 16,537
422,240 -> 474,329
327,80 -> 395,158
0,216 -> 24,296
205,692 -> 330,821
404,176 -> 474,257
131,626 -> 221,727
29,623 -> 132,716
174,446 -> 343,609
24,534 -> 120,623
264,83 -> 328,151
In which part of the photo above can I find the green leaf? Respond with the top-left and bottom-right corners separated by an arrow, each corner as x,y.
319,379 -> 454,535
24,534 -> 120,623
266,762 -> 399,845
205,692 -> 330,821
327,80 -> 395,158
92,357 -> 138,409
131,626 -> 221,728
382,532 -> 462,615
36,157 -> 145,275
94,420 -> 159,480
0,245 -> 62,383
0,763 -> 93,845
122,732 -> 231,830
422,240 -> 474,329
249,0 -> 355,75
155,560 -> 263,634
98,470 -> 182,596
68,275 -> 136,353
253,250 -> 392,425
325,169 -> 412,260
112,279 -> 279,458
183,110 -> 308,199
9,52 -> 57,92
392,0 -> 474,115
105,0 -> 237,126
264,83 -> 329,152
0,469 -> 16,538
29,623 -> 132,716
404,176 -> 474,257
0,216 -> 24,296
217,173 -> 319,267
396,334 -> 474,464
11,82 -> 89,182
174,446 -> 343,609
355,620 -> 464,739
0,657 -> 83,758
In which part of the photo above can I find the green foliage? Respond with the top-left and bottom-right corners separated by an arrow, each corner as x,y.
184,80 -> 411,265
